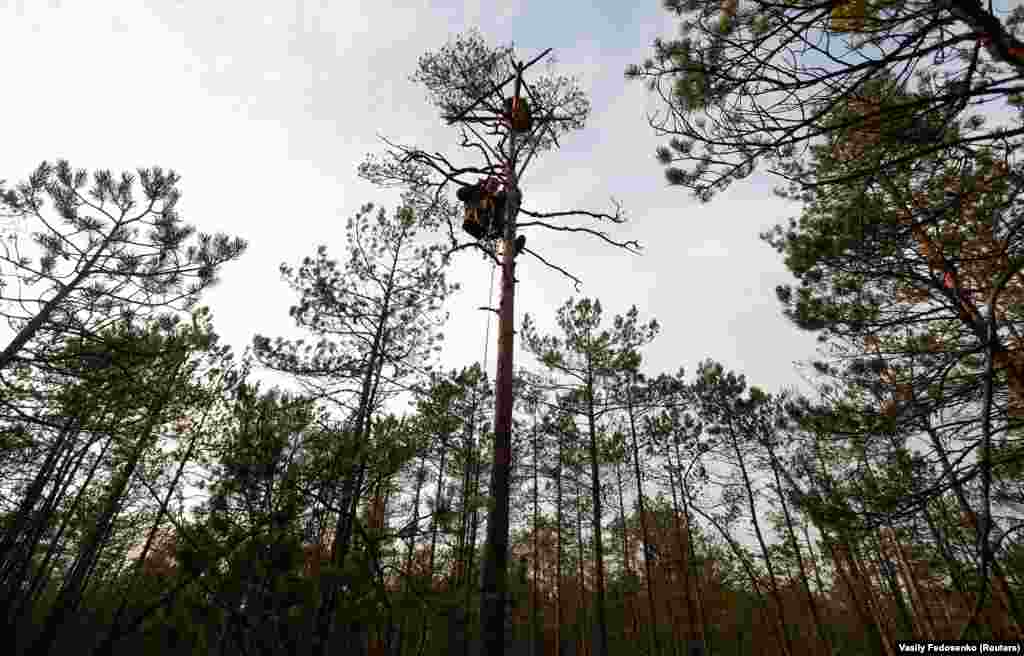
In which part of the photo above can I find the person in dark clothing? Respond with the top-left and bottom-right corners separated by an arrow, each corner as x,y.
459,181 -> 486,239
459,178 -> 507,240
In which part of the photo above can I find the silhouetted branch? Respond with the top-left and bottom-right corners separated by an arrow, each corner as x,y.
522,247 -> 582,290
443,240 -> 500,267
517,217 -> 641,253
519,196 -> 627,224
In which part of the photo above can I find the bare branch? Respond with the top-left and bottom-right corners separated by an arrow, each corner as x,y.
443,240 -> 500,267
519,196 -> 627,224
517,216 -> 641,253
521,246 -> 582,290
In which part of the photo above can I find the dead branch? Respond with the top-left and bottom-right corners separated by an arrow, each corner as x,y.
516,218 -> 641,253
518,197 -> 627,224
522,246 -> 582,290
444,240 -> 500,267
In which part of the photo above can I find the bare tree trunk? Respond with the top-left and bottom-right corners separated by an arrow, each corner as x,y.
883,527 -> 936,639
429,434 -> 450,583
0,240 -> 111,371
670,438 -> 706,654
576,474 -> 587,656
96,384 -> 220,656
922,504 -> 970,605
27,354 -> 186,656
476,107 -> 523,656
456,421 -> 477,587
556,432 -> 566,656
665,448 -> 688,656
12,432 -> 117,627
725,417 -> 793,656
462,426 -> 483,656
928,426 -> 1024,636
3,420 -> 96,625
0,416 -> 79,586
764,437 -> 831,655
532,418 -> 541,656
408,452 -> 427,572
624,378 -> 661,656
872,530 -> 916,637
686,503 -> 772,656
405,451 -> 427,656
802,521 -> 827,599
584,369 -> 609,656
315,271 -> 395,656
828,535 -> 896,656
614,459 -> 637,644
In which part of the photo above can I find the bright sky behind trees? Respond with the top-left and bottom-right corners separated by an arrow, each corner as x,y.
0,0 -> 824,400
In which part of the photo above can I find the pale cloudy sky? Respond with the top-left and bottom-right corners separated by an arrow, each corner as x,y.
0,0 -> 824,400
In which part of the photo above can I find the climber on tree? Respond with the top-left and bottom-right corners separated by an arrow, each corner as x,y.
458,177 -> 526,255
459,177 -> 506,240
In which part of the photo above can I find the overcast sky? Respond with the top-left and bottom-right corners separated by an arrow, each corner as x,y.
1,0 -> 828,402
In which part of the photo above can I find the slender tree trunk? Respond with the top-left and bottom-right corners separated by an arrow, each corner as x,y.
27,353 -> 186,656
316,264 -> 396,656
404,450 -> 427,656
927,424 -> 1023,632
664,450 -> 686,656
667,442 -> 699,655
873,531 -> 916,637
576,473 -> 587,656
923,503 -> 970,602
0,238 -> 111,371
556,431 -> 565,656
614,459 -> 637,645
95,385 -> 219,656
828,534 -> 896,656
407,452 -> 427,573
683,478 -> 709,651
624,378 -> 661,656
456,420 -> 477,588
886,527 -> 937,639
810,436 -> 893,656
584,368 -> 610,656
687,502 -> 773,656
725,417 -> 793,656
682,483 -> 710,655
3,420 -> 94,624
13,432 -> 117,627
802,521 -> 827,600
453,385 -> 482,656
764,438 -> 831,655
855,540 -> 899,655
462,426 -> 483,656
429,434 -> 449,584
0,416 -> 79,586
532,418 -> 541,656
476,114 -> 523,656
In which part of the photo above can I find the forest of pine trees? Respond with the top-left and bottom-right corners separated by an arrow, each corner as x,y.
5,2 -> 1024,655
